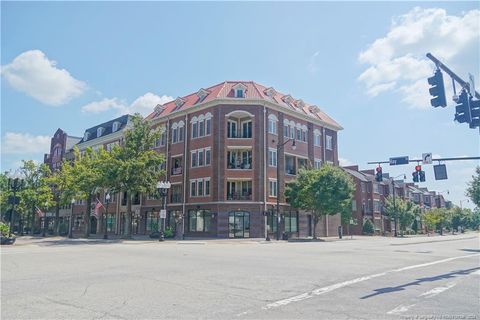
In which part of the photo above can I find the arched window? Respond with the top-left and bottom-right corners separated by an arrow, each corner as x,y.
268,114 -> 278,135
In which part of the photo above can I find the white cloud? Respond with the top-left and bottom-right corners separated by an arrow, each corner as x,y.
358,7 -> 480,109
81,98 -> 128,114
129,93 -> 173,116
81,93 -> 173,117
1,132 -> 51,155
1,50 -> 86,106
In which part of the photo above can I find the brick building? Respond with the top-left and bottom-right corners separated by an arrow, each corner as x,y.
43,128 -> 81,171
142,81 -> 343,239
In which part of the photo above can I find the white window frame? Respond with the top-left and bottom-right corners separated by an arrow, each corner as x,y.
269,179 -> 278,197
191,150 -> 197,168
204,178 -> 211,196
314,159 -> 322,169
205,148 -> 211,166
268,149 -> 277,167
190,180 -> 197,197
326,135 -> 333,150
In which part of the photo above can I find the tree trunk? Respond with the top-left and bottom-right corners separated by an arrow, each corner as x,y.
312,215 -> 318,239
84,195 -> 92,238
124,191 -> 132,238
54,202 -> 60,236
30,205 -> 35,235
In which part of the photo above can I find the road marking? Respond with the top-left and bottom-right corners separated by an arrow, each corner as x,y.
262,253 -> 479,310
419,281 -> 457,298
386,304 -> 416,315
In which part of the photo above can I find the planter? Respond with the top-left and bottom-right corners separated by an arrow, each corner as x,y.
1,237 -> 16,245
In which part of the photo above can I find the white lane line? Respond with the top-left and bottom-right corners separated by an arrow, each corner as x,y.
263,253 -> 479,310
386,304 -> 417,315
419,281 -> 457,298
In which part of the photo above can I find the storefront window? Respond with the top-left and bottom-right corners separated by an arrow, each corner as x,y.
106,214 -> 116,232
284,211 -> 298,232
146,212 -> 158,233
188,210 -> 211,232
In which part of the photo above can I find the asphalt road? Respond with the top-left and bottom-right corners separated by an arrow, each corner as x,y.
1,234 -> 479,320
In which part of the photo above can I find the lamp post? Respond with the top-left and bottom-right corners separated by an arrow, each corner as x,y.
459,199 -> 469,209
156,181 -> 171,242
391,174 -> 406,238
104,193 -> 111,240
7,175 -> 24,237
276,138 -> 296,241
42,200 -> 48,237
69,198 -> 75,239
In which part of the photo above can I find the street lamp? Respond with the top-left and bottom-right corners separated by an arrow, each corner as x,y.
391,174 -> 406,238
459,199 -> 469,209
69,198 -> 75,239
7,173 -> 24,237
104,192 -> 111,240
156,181 -> 171,242
275,138 -> 296,241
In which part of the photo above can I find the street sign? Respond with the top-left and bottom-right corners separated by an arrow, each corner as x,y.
469,73 -> 475,96
160,209 -> 167,219
434,164 -> 448,180
389,156 -> 409,165
422,153 -> 432,164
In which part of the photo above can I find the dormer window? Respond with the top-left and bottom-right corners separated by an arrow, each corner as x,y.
232,83 -> 247,98
196,88 -> 209,102
175,97 -> 185,109
296,100 -> 305,109
264,87 -> 277,98
97,127 -> 105,138
112,122 -> 120,133
282,95 -> 294,106
154,104 -> 164,116
309,105 -> 320,114
84,132 -> 90,141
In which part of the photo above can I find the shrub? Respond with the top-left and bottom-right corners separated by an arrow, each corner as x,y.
164,226 -> 174,238
59,222 -> 69,236
362,219 -> 374,235
0,222 -> 10,237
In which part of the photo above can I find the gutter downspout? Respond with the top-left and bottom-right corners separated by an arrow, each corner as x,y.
182,114 -> 188,239
263,104 -> 268,239
323,127 -> 328,237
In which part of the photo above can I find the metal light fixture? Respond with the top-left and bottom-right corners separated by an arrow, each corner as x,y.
156,181 -> 171,242
104,192 -> 111,240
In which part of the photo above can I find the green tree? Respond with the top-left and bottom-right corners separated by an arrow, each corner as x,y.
107,114 -> 164,238
362,219 -> 374,235
17,161 -> 53,234
47,159 -> 77,235
384,196 -> 419,236
286,165 -> 354,239
466,166 -> 480,208
423,208 -> 450,235
70,147 -> 106,237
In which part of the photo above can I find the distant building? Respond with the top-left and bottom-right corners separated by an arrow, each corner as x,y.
43,129 -> 81,171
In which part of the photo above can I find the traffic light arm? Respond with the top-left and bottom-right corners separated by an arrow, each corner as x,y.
426,53 -> 480,99
367,156 -> 480,165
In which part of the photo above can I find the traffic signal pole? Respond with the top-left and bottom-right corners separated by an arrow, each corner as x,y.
426,53 -> 480,100
368,156 -> 480,165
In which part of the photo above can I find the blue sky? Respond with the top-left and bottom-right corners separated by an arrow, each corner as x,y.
1,1 -> 479,209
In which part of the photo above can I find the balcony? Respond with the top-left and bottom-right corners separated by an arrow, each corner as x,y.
226,111 -> 253,139
227,192 -> 252,201
227,149 -> 252,170
171,167 -> 183,175
226,180 -> 252,201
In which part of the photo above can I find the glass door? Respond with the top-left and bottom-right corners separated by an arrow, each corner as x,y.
228,211 -> 250,238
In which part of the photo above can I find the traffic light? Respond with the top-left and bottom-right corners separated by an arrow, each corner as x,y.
454,89 -> 472,124
428,69 -> 447,108
469,98 -> 480,129
375,166 -> 383,182
419,170 -> 426,182
412,171 -> 419,183
413,165 -> 422,183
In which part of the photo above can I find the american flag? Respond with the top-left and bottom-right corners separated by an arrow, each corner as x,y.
94,198 -> 104,218
35,206 -> 45,217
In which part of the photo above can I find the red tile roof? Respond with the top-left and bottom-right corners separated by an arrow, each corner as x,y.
146,81 -> 341,129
